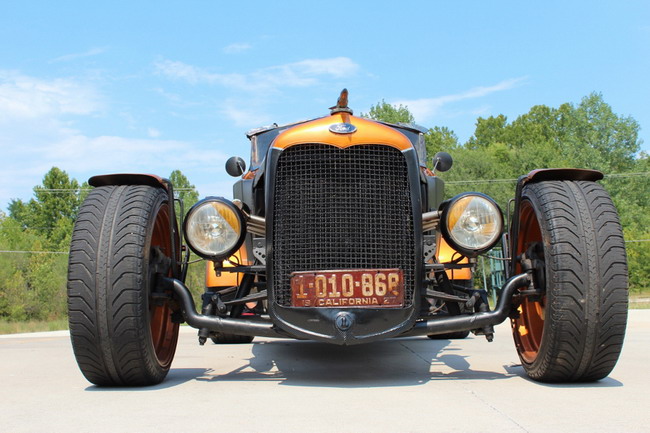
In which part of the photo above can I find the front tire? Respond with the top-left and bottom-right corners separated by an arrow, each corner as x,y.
512,180 -> 628,382
67,185 -> 180,386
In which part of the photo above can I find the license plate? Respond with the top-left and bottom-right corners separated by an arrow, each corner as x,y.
290,269 -> 404,308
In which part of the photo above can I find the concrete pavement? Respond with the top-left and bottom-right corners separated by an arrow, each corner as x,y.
1,310 -> 648,433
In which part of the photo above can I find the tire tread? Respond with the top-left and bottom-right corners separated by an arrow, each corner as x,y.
67,185 -> 177,386
516,180 -> 628,382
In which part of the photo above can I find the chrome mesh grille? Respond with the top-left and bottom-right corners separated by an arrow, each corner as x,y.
271,144 -> 415,307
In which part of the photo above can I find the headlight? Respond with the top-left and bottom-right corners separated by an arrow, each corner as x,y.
440,193 -> 503,257
184,197 -> 246,260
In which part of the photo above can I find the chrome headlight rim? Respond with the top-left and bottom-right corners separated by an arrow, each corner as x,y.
183,197 -> 247,261
439,192 -> 504,258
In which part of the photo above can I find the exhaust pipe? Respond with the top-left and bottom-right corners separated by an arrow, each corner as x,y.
246,213 -> 266,236
231,200 -> 266,236
402,272 -> 531,337
165,272 -> 530,341
163,277 -> 286,338
422,210 -> 440,232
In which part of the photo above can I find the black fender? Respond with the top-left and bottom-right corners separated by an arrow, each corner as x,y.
508,168 -> 603,277
89,173 -> 173,191
518,168 -> 603,185
88,173 -> 182,279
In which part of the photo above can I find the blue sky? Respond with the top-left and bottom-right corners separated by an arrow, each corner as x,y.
1,1 -> 648,211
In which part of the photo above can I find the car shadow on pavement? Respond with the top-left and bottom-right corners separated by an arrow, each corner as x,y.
84,368 -> 210,391
193,337 -> 517,388
502,364 -> 624,388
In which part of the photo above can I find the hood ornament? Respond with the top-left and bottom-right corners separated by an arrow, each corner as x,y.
330,88 -> 353,114
329,88 -> 356,134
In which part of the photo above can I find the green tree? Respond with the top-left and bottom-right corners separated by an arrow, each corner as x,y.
168,170 -> 203,302
569,93 -> 640,172
425,126 -> 460,156
363,100 -> 415,124
2,168 -> 85,321
465,93 -> 641,173
466,114 -> 509,150
367,94 -> 648,291
169,169 -> 199,219
8,167 -> 85,246
0,214 -> 68,320
602,153 -> 650,291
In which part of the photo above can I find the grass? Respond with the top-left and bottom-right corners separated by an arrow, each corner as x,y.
630,289 -> 650,309
0,319 -> 68,335
629,302 -> 650,309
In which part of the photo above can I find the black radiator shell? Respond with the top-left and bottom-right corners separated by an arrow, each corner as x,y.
264,144 -> 424,344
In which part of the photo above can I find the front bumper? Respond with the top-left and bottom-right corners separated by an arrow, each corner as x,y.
164,273 -> 531,345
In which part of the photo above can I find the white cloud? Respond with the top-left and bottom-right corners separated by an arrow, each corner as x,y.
290,57 -> 359,78
50,47 -> 107,63
0,124 -> 230,208
43,134 -> 227,172
154,60 -> 249,88
394,77 -> 527,121
470,105 -> 491,116
152,87 -> 199,108
155,57 -> 360,92
223,43 -> 252,54
221,103 -> 272,128
0,69 -> 229,209
0,71 -> 101,119
154,60 -> 211,85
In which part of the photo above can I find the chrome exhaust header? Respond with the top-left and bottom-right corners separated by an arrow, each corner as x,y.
422,210 -> 441,232
246,214 -> 266,236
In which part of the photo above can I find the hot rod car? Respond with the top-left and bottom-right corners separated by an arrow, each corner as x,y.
67,90 -> 628,386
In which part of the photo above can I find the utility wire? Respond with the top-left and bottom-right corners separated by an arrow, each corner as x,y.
28,187 -> 197,193
18,173 -> 650,190
1,239 -> 648,255
446,178 -> 517,185
0,250 -> 69,255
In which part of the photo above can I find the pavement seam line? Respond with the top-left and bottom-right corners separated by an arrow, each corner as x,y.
398,341 -> 434,365
464,387 -> 530,432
